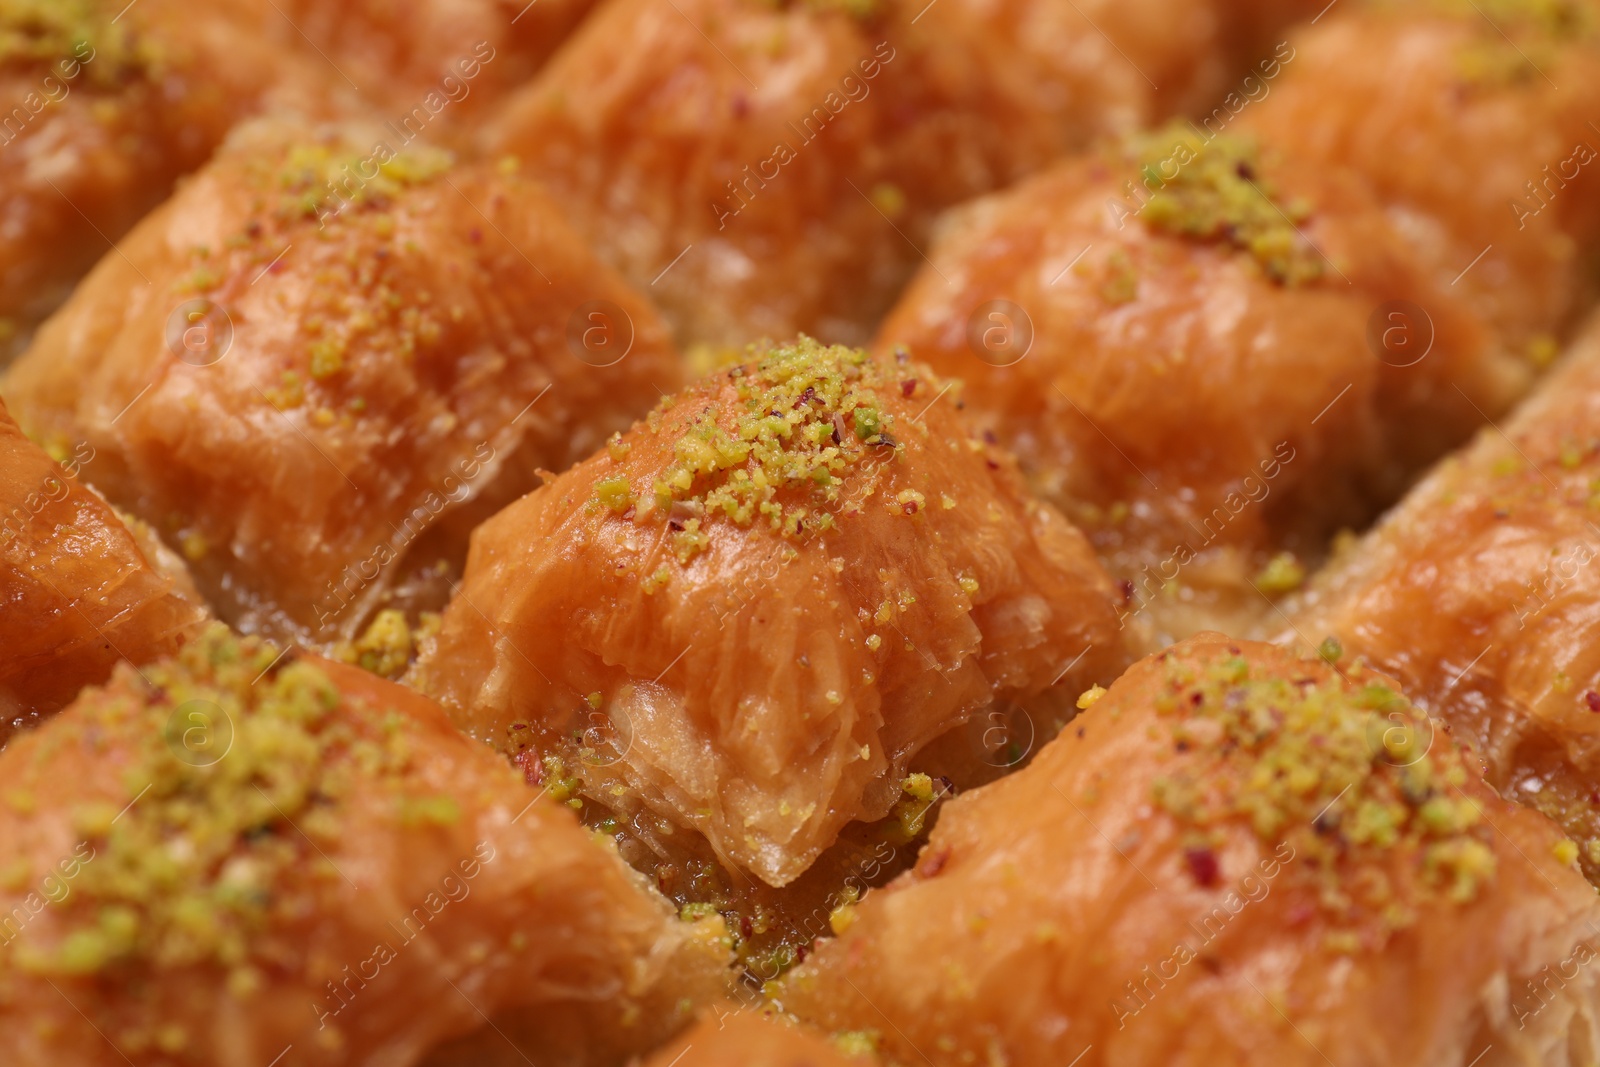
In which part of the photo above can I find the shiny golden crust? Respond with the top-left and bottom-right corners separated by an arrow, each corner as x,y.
2,117 -> 682,645
3,1 -> 1600,1061
0,0 -> 332,360
0,397 -> 206,742
874,127 -> 1522,647
874,0 -> 1323,224
414,338 -> 1128,887
481,0 -> 905,348
0,626 -> 728,1066
218,0 -> 597,140
780,635 -> 1600,1066
1289,312 -> 1600,887
638,1007 -> 872,1067
1239,0 -> 1600,351
480,0 -> 1326,350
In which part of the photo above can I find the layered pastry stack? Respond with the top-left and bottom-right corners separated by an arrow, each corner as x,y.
2,1 -> 1599,1065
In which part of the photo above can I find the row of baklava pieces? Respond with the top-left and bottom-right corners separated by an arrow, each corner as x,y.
4,309 -> 1600,1065
3,2 -> 1600,1062
4,0 -> 1596,662
0,0 -> 1325,361
4,0 -> 1600,879
0,558 -> 1595,1066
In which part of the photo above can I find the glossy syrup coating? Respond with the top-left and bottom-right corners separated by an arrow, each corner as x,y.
2,117 -> 683,646
780,636 -> 1600,1067
1239,0 -> 1600,355
1288,312 -> 1600,887
0,0 -> 335,361
0,625 -> 731,1067
217,0 -> 598,142
872,0 -> 1324,230
413,338 -> 1129,888
479,0 -> 1326,351
638,1006 -> 873,1067
0,398 -> 207,744
481,0 -> 904,349
874,126 -> 1523,648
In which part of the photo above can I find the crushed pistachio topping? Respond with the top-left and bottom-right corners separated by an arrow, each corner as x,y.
1127,124 -> 1324,285
1427,0 -> 1596,38
833,1031 -> 883,1058
678,901 -> 720,922
1253,551 -> 1306,594
1148,648 -> 1498,935
271,142 -> 454,227
828,885 -> 861,935
1430,0 -> 1598,83
0,0 -> 150,83
330,609 -> 439,680
189,137 -> 455,402
604,338 -> 911,559
882,772 -> 943,845
10,625 -> 448,978
868,181 -> 906,218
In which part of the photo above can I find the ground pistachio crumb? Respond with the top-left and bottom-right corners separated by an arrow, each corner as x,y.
1147,647 -> 1499,936
331,609 -> 437,680
605,337 -> 926,560
1127,123 -> 1324,285
0,0 -> 151,84
11,624 -> 434,977
1253,551 -> 1306,594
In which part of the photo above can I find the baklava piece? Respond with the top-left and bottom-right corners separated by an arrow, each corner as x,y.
0,625 -> 728,1066
875,126 -> 1521,646
414,337 -> 1128,888
481,0 -> 903,348
1290,312 -> 1600,886
0,397 -> 205,744
0,0 -> 330,359
481,0 -> 1324,349
1240,0 -> 1600,352
3,117 -> 681,647
223,0 -> 598,140
781,636 -> 1600,1066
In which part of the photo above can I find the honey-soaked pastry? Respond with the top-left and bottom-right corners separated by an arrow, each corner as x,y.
429,1002 -> 873,1067
2,117 -> 682,646
874,126 -> 1523,648
584,769 -> 950,987
780,635 -> 1600,1066
0,625 -> 729,1067
1,397 -> 206,743
875,0 -> 1323,226
414,338 -> 1129,887
1288,313 -> 1600,887
481,0 -> 1323,350
0,0 -> 331,360
221,0 -> 597,140
481,0 -> 903,348
637,1006 -> 873,1067
1239,0 -> 1600,354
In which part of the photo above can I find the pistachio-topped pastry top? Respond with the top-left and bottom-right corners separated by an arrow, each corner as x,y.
1150,644 -> 1502,941
0,0 -> 152,83
597,337 -> 941,559
1126,124 -> 1323,285
7,625 -> 453,982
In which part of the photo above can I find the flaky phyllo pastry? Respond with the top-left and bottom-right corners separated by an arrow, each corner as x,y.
4,1 -> 1600,1065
